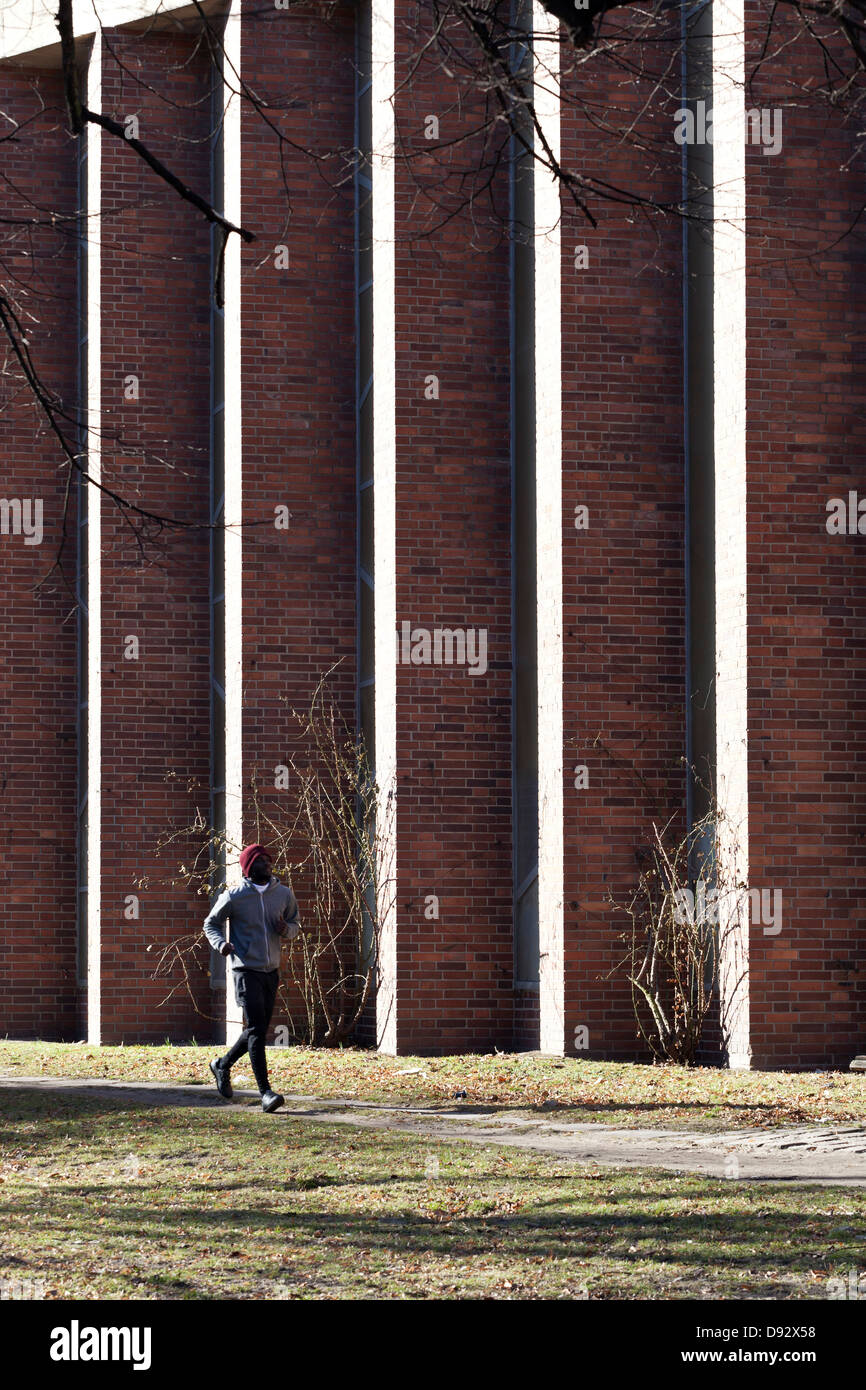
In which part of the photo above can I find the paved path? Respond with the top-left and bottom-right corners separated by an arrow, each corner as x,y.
2,1074 -> 865,1185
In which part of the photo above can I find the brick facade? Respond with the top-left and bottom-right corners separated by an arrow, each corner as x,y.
0,68 -> 78,1039
1,0 -> 863,1068
96,31 -> 213,1041
739,1 -> 866,1067
560,9 -> 688,1061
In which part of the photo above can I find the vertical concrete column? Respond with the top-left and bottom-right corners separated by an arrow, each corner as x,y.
222,0 -> 244,1046
712,0 -> 751,1067
533,5 -> 565,1057
371,0 -> 398,1053
83,36 -> 103,1043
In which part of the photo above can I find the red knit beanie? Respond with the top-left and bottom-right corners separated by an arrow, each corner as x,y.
240,843 -> 271,877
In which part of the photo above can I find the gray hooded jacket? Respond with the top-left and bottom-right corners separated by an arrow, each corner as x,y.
203,875 -> 300,973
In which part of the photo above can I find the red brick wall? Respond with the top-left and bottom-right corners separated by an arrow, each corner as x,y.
237,1 -> 357,1041
743,4 -> 866,1067
0,69 -> 78,1038
559,14 -> 688,1061
97,32 -> 213,1041
391,10 -> 514,1052
1,6 -> 862,1067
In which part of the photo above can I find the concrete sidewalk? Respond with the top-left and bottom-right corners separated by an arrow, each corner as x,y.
2,1074 -> 864,1186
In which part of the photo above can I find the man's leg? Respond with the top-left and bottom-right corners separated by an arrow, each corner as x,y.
263,968 -> 279,1028
217,969 -> 253,1073
219,1028 -> 251,1072
242,970 -> 275,1095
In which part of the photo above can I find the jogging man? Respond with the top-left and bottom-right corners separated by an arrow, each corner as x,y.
203,843 -> 300,1113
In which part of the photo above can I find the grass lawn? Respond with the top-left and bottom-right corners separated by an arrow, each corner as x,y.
0,1084 -> 863,1300
1,1040 -> 863,1131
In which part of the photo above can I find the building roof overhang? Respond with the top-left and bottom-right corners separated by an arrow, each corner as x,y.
0,0 -> 228,67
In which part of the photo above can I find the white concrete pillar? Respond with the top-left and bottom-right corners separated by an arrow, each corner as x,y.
534,5 -> 565,1057
712,0 -> 751,1068
371,0 -> 398,1053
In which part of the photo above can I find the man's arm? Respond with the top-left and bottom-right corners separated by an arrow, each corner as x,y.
277,885 -> 300,941
203,888 -> 234,955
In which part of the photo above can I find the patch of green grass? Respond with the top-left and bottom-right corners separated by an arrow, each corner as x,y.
0,1087 -> 861,1300
1,1041 -> 863,1132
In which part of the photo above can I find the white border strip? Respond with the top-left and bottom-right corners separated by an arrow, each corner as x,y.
533,5 -> 564,1057
713,0 -> 750,1067
222,0 -> 244,1044
371,0 -> 398,1054
85,34 -> 102,1045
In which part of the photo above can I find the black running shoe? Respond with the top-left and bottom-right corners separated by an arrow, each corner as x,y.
209,1057 -> 233,1100
261,1090 -> 284,1114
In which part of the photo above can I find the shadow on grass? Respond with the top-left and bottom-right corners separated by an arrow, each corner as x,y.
0,1103 -> 862,1298
0,1189 -> 860,1284
0,1076 -> 848,1133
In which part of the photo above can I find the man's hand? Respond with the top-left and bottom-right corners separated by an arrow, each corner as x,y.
219,941 -> 236,957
